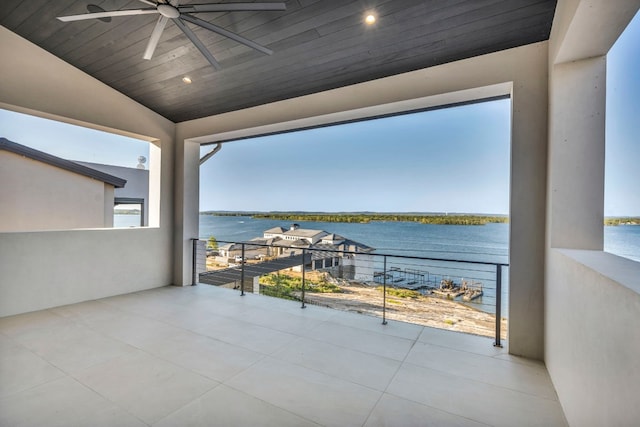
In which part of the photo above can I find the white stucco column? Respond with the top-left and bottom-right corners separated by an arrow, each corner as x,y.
173,138 -> 200,286
548,57 -> 606,250
507,65 -> 549,360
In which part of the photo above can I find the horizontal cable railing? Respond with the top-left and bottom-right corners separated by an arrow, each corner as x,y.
194,239 -> 508,346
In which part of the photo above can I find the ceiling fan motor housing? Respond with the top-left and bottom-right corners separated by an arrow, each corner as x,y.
158,4 -> 180,19
56,2 -> 286,70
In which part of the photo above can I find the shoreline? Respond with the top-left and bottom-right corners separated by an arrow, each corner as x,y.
294,279 -> 507,339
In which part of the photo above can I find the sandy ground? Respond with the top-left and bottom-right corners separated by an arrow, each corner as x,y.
301,281 -> 507,340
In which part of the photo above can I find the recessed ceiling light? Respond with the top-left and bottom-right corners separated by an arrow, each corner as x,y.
365,14 -> 376,25
182,76 -> 192,84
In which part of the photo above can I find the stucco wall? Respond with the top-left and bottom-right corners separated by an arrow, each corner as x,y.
547,249 -> 640,426
548,56 -> 606,250
103,184 -> 114,228
0,26 -> 175,317
176,41 -> 549,359
0,151 -> 112,231
0,228 -> 172,315
545,1 -> 640,425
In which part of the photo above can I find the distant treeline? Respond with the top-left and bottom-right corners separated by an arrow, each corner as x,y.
203,211 -> 509,225
604,217 -> 640,226
203,211 -> 640,226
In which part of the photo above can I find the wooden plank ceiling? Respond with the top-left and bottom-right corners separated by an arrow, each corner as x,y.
1,0 -> 557,123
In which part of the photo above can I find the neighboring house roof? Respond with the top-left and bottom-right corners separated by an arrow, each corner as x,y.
341,240 -> 375,253
260,225 -> 374,254
264,227 -> 286,234
249,237 -> 276,246
219,243 -> 243,252
283,228 -> 327,239
322,233 -> 345,242
272,238 -> 312,248
291,239 -> 310,247
0,137 -> 127,188
312,240 -> 373,253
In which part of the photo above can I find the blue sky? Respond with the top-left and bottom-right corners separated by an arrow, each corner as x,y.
199,100 -> 511,213
0,112 -> 148,169
1,11 -> 638,215
605,10 -> 640,216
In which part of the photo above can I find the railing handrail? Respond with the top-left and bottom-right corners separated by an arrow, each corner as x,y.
198,239 -> 507,347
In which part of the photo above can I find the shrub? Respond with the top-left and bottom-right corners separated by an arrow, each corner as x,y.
377,287 -> 420,299
259,273 -> 342,300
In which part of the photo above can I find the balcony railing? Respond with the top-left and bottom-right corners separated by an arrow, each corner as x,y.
194,239 -> 508,346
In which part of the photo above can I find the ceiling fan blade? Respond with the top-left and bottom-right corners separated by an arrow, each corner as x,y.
179,3 -> 286,13
137,0 -> 157,6
143,16 -> 169,60
180,13 -> 273,55
173,18 -> 221,70
57,9 -> 158,22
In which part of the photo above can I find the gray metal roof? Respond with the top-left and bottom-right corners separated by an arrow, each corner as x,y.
311,239 -> 374,254
0,138 -> 127,188
283,228 -> 327,239
264,227 -> 286,234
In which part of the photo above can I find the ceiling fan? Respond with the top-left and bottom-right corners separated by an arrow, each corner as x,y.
57,1 -> 286,70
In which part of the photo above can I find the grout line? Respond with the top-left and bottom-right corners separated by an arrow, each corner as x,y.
259,343 -> 397,395
397,358 -> 561,402
149,382 -> 225,426
221,382 -> 324,426
360,390 -> 387,427
64,375 -> 152,426
0,371 -> 68,400
368,391 -> 495,427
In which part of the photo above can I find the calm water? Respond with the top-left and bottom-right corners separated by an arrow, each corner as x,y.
197,214 -> 640,262
113,215 -> 142,228
604,225 -> 640,262
199,215 -> 510,263
112,214 -> 640,262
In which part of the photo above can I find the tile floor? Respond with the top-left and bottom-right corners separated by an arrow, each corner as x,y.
0,285 -> 568,426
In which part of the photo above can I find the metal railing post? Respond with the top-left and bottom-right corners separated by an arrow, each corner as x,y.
240,243 -> 245,296
382,256 -> 387,325
191,238 -> 198,286
301,249 -> 306,308
494,264 -> 502,347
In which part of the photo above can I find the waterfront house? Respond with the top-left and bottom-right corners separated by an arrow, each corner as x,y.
1,1 -> 639,425
217,238 -> 277,261
267,224 -> 374,278
217,224 -> 374,278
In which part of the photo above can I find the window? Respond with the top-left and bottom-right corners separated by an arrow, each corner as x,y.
605,11 -> 640,262
114,198 -> 145,227
0,108 -> 157,232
